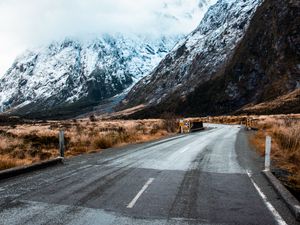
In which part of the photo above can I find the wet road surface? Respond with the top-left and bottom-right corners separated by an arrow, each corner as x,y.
0,124 -> 299,225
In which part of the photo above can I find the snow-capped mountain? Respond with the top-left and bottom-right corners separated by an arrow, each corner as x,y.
121,0 -> 263,110
0,35 -> 180,118
122,0 -> 300,117
0,0 -> 216,118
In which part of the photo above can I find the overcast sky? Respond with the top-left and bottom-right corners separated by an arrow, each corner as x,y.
0,0 -> 214,76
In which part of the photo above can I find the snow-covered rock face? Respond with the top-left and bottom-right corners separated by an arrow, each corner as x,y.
123,0 -> 262,108
0,34 -> 180,116
0,0 -> 216,118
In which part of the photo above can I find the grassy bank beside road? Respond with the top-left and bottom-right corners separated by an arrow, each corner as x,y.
250,117 -> 300,191
0,117 -> 178,171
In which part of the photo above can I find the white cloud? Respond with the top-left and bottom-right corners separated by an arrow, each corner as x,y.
0,0 -> 215,76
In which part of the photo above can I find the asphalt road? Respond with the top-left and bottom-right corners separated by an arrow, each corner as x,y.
0,124 -> 299,225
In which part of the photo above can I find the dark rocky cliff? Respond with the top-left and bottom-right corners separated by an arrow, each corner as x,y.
122,0 -> 300,118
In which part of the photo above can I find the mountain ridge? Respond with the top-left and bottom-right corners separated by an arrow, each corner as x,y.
1,0 -> 299,119
119,0 -> 300,118
0,34 -> 180,119
0,0 -> 216,119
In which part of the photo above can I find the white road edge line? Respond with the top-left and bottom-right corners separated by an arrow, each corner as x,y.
246,170 -> 287,225
127,178 -> 155,209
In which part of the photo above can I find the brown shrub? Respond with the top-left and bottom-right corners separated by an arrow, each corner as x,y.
161,112 -> 179,133
273,126 -> 300,152
75,124 -> 83,133
12,150 -> 26,159
94,131 -> 136,149
89,115 -> 97,122
94,136 -> 113,149
69,147 -> 89,156
135,123 -> 147,134
38,152 -> 52,161
23,134 -> 59,148
150,124 -> 160,134
27,148 -> 40,158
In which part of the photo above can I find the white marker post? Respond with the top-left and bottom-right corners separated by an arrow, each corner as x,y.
265,136 -> 271,171
59,130 -> 65,158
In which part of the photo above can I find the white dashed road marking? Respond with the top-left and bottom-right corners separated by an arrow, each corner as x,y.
127,178 -> 154,209
180,147 -> 189,154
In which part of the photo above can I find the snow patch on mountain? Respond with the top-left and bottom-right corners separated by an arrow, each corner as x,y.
0,0 -> 218,117
122,0 -> 263,108
0,34 -> 180,113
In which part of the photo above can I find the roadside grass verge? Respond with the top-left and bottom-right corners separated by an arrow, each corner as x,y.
0,156 -> 31,170
251,118 -> 300,191
94,131 -> 136,149
0,158 -> 19,170
0,118 -> 177,171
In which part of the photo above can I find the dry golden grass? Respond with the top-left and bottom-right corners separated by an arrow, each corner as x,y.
239,89 -> 300,115
0,159 -> 19,171
0,155 -> 32,170
251,117 -> 300,190
250,131 -> 266,157
0,117 -> 177,171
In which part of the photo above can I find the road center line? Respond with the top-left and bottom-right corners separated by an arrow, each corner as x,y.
127,178 -> 154,209
180,147 -> 189,154
246,170 -> 287,225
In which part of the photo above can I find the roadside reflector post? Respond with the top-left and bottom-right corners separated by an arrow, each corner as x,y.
265,136 -> 271,171
179,119 -> 184,134
59,130 -> 65,158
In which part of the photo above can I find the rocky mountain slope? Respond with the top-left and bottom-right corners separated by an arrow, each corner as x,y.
0,0 -> 216,119
121,0 -> 300,117
237,89 -> 300,115
0,35 -> 179,118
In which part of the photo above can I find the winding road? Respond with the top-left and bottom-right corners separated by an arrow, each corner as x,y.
0,124 -> 299,225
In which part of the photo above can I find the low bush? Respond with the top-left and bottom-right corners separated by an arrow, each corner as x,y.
89,115 -> 97,122
150,124 -> 160,134
94,131 -> 135,149
23,134 -> 59,148
273,126 -> 300,152
12,150 -> 26,159
94,136 -> 113,149
38,152 -> 52,161
161,112 -> 179,133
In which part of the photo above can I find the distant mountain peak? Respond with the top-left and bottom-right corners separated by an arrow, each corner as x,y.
0,0 -> 218,119
0,34 -> 182,118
